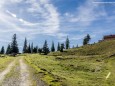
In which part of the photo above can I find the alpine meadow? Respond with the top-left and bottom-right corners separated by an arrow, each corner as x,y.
0,0 -> 115,86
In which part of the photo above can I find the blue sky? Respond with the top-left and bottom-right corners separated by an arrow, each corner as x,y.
0,0 -> 115,51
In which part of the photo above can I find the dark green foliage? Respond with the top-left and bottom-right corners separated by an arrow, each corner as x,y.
33,46 -> 38,53
65,36 -> 70,49
0,46 -> 5,54
83,38 -> 87,45
57,42 -> 60,51
72,45 -> 75,49
83,34 -> 91,45
31,43 -> 33,53
51,41 -> 55,52
10,34 -> 19,54
60,43 -> 65,52
38,48 -> 42,54
23,38 -> 28,53
27,44 -> 31,53
6,44 -> 11,54
76,44 -> 79,48
42,40 -> 50,55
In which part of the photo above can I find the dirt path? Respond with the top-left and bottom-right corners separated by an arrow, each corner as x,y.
20,58 -> 32,86
0,60 -> 15,84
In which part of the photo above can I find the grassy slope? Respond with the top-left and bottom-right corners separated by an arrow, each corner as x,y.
25,54 -> 115,86
49,40 -> 115,56
25,40 -> 115,86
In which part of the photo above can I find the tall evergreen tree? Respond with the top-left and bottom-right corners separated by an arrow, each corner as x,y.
36,46 -> 38,53
51,41 -> 55,52
83,37 -> 87,45
31,43 -> 33,53
6,44 -> 11,54
60,43 -> 64,52
38,48 -> 42,54
87,34 -> 91,44
72,45 -> 75,49
42,40 -> 50,55
11,34 -> 19,53
0,46 -> 5,54
33,46 -> 38,53
27,43 -> 31,53
76,44 -> 79,48
65,36 -> 70,49
23,38 -> 28,53
83,34 -> 91,45
57,42 -> 60,51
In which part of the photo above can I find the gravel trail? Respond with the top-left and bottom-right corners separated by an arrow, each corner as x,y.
20,58 -> 32,86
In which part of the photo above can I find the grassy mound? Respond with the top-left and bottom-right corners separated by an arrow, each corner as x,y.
49,40 -> 115,56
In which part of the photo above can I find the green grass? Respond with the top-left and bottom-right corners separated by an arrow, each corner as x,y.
49,40 -> 115,56
24,54 -> 115,86
0,56 -> 15,72
24,40 -> 115,86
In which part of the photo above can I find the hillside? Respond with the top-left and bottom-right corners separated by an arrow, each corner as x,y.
22,40 -> 115,86
0,40 -> 114,86
49,40 -> 115,56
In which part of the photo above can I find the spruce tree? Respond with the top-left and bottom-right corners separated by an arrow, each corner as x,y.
83,34 -> 91,45
87,34 -> 91,44
0,46 -> 5,54
42,40 -> 49,55
72,45 -> 75,49
11,34 -> 19,54
38,48 -> 42,54
57,42 -> 60,51
6,44 -> 11,54
76,44 -> 79,48
65,36 -> 70,49
31,43 -> 33,53
51,41 -> 55,52
83,37 -> 87,45
27,44 -> 31,53
60,43 -> 64,52
23,38 -> 28,53
33,46 -> 38,53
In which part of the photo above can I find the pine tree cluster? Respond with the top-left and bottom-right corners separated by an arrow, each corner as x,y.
0,34 -> 91,55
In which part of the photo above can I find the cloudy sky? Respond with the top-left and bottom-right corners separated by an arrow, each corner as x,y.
0,0 -> 115,51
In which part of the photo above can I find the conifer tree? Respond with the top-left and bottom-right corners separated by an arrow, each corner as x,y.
11,34 -> 19,53
57,42 -> 60,51
36,46 -> 38,53
38,48 -> 42,54
27,43 -> 31,53
65,36 -> 70,49
31,43 -> 33,53
23,38 -> 28,53
0,46 -> 5,54
72,45 -> 75,49
60,43 -> 64,52
6,44 -> 11,54
83,34 -> 91,45
33,46 -> 38,53
87,34 -> 91,44
76,44 -> 79,48
51,41 -> 55,52
42,40 -> 49,55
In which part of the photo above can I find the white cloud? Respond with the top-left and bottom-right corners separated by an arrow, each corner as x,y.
6,10 -> 17,18
0,0 -> 61,49
26,0 -> 60,34
65,0 -> 107,26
